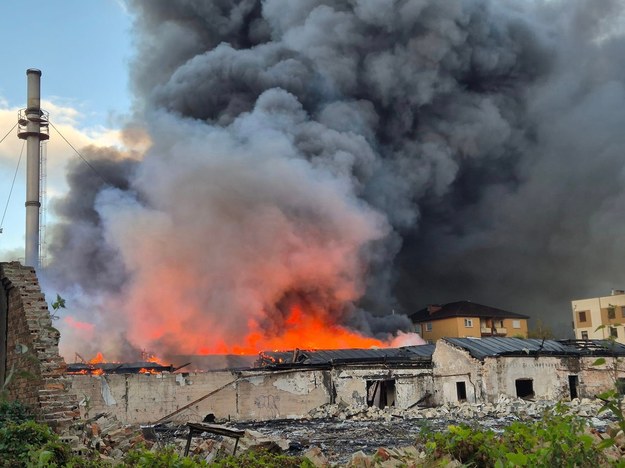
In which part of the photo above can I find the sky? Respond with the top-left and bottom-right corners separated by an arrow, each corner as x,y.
0,0 -> 132,259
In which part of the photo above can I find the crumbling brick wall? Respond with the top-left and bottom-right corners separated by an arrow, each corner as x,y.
0,262 -> 78,431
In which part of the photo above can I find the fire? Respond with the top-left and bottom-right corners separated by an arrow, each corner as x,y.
197,304 -> 386,355
89,352 -> 105,364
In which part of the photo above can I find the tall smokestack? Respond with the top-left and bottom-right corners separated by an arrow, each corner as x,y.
17,69 -> 49,268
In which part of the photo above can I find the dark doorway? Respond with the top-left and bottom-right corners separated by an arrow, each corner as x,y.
515,378 -> 534,399
568,375 -> 579,399
456,381 -> 467,402
366,380 -> 396,408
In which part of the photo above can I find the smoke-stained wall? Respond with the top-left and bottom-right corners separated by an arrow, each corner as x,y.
44,0 -> 625,356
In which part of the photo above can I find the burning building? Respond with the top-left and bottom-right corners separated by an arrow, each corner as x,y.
2,263 -> 625,432
40,0 -> 625,360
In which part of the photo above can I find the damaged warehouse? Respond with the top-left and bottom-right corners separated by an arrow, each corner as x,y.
66,338 -> 625,426
432,338 -> 625,405
2,261 -> 625,429
68,346 -> 435,424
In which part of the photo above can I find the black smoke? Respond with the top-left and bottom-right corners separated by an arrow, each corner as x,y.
46,0 -> 625,354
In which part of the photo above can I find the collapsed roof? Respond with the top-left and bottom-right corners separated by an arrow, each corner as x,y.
257,345 -> 435,369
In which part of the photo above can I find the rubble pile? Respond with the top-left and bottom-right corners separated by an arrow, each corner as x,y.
64,412 -> 150,461
308,395 -> 610,426
61,397 -> 620,465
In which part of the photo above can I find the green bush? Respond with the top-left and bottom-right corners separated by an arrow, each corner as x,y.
420,406 -> 607,467
123,445 -> 209,467
0,399 -> 33,425
0,420 -> 58,467
121,446 -> 314,468
210,448 -> 314,468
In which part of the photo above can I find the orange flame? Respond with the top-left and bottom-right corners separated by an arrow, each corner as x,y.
196,304 -> 385,355
89,352 -> 105,364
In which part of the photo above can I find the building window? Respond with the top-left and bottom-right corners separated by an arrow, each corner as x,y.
621,307 -> 625,318
495,320 -> 504,328
581,331 -> 588,339
414,324 -> 422,334
515,378 -> 534,399
512,320 -> 521,329
578,311 -> 587,323
464,319 -> 473,328
366,380 -> 396,408
425,322 -> 432,332
610,327 -> 618,338
608,307 -> 616,319
456,382 -> 467,402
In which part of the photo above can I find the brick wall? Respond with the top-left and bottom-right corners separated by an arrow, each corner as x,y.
0,262 -> 79,431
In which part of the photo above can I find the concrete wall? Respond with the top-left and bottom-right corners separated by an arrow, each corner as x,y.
69,369 -> 332,424
578,356 -> 625,396
431,340 -> 483,405
68,365 -> 434,424
331,367 -> 432,409
433,340 -> 625,402
0,262 -> 78,431
481,356 -> 578,401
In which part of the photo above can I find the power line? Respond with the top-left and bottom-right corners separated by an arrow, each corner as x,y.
0,122 -> 18,147
0,140 -> 25,233
48,120 -> 114,186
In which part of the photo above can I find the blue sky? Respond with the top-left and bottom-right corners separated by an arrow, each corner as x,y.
0,0 -> 132,126
0,1 -> 133,259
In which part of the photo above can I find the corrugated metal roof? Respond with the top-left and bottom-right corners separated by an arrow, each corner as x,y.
259,344 -> 435,367
443,337 -> 579,360
444,337 -> 625,360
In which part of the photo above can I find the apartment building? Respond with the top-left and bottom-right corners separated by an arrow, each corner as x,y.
572,289 -> 625,343
408,300 -> 529,342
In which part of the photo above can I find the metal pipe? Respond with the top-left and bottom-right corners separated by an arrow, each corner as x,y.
22,69 -> 42,268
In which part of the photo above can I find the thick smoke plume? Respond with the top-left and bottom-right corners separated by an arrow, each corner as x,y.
45,0 -> 625,358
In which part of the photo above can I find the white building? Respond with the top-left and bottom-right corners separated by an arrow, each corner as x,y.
572,289 -> 625,343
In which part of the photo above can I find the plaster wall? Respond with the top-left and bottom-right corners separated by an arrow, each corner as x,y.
578,357 -> 625,396
481,356 -> 577,401
331,367 -> 432,409
432,341 -> 482,405
68,365 -> 434,424
69,369 -> 331,424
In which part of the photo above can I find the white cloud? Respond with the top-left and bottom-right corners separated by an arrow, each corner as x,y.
0,97 -> 128,260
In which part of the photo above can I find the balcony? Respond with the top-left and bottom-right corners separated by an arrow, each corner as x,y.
481,327 -> 508,336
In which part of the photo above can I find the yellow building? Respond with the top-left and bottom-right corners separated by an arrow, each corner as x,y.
408,301 -> 529,343
572,290 -> 625,344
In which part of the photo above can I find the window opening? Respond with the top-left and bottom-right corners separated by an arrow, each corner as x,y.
581,331 -> 588,339
366,379 -> 396,408
568,375 -> 578,400
515,378 -> 534,399
456,381 -> 467,401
